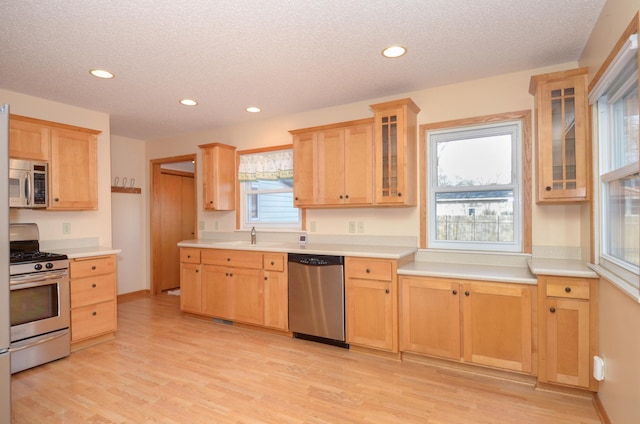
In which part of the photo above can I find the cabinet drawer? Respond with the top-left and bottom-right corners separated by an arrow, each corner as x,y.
71,300 -> 116,341
201,249 -> 263,269
180,248 -> 201,264
263,254 -> 285,271
70,255 -> 116,278
71,274 -> 116,308
546,277 -> 591,300
346,257 -> 393,281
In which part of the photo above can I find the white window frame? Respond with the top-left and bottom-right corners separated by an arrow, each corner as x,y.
426,120 -> 523,252
590,32 -> 640,301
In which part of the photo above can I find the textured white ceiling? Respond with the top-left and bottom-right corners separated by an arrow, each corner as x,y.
0,0 -> 606,140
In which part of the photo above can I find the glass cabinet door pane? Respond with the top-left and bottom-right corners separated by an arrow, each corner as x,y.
381,114 -> 398,197
550,86 -> 578,191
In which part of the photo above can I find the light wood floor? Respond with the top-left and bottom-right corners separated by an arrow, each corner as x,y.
11,294 -> 601,423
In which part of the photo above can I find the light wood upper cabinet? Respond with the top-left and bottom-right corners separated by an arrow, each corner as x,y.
529,68 -> 589,203
199,142 -> 236,211
370,98 -> 420,206
49,128 -> 99,210
291,119 -> 374,208
537,275 -> 598,391
9,116 -> 50,161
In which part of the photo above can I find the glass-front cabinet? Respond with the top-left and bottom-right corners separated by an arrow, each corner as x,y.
530,68 -> 589,203
370,98 -> 420,206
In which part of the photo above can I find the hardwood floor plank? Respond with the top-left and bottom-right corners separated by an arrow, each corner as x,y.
12,294 -> 601,423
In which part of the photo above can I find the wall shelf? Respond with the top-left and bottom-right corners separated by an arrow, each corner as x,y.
111,186 -> 141,194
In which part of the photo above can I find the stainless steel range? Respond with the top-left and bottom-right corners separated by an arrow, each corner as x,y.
9,223 -> 70,373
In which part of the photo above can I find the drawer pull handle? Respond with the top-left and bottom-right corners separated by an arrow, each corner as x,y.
366,269 -> 371,273
92,283 -> 97,288
452,290 -> 457,295
92,311 -> 97,316
545,186 -> 552,191
227,258 -> 231,262
270,261 -> 275,266
229,273 -> 233,277
264,277 -> 268,281
464,291 -> 470,296
92,266 -> 97,270
565,287 -> 572,293
385,289 -> 390,294
195,269 -> 199,273
550,307 -> 556,313
187,255 -> 191,259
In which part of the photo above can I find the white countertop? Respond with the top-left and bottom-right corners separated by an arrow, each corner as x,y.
177,239 -> 417,260
398,261 -> 537,285
50,246 -> 122,259
527,257 -> 599,278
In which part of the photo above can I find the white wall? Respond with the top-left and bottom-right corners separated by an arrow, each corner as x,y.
1,88 -> 112,247
111,135 -> 147,294
578,1 -> 640,422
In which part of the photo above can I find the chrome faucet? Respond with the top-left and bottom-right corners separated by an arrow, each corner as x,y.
250,226 -> 256,245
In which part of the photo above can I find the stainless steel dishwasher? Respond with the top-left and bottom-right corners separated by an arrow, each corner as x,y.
288,254 -> 347,347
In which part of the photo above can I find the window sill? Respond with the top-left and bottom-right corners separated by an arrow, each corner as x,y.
589,263 -> 640,303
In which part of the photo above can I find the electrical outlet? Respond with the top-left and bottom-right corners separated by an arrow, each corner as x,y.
357,221 -> 365,233
348,221 -> 356,233
199,221 -> 205,230
62,222 -> 71,234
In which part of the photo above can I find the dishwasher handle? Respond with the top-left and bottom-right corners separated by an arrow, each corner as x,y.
288,253 -> 343,266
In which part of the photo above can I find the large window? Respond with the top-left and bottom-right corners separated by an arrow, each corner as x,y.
422,112 -> 530,252
238,148 -> 300,230
591,32 -> 639,299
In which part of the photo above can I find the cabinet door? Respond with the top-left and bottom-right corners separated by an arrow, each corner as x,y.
545,298 -> 590,388
400,277 -> 461,360
536,73 -> 588,202
343,125 -> 373,205
316,129 -> 346,205
264,270 -> 288,330
180,263 -> 202,313
201,144 -> 236,211
231,267 -> 263,325
49,128 -> 98,210
346,278 -> 396,351
9,118 -> 50,161
292,132 -> 316,207
201,265 -> 231,319
462,282 -> 533,373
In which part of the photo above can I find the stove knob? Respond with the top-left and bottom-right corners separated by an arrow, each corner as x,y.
34,263 -> 42,271
46,262 -> 54,269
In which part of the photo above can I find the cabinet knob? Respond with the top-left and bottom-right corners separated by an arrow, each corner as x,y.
229,273 -> 233,277
225,273 -> 229,277
452,290 -> 458,295
270,261 -> 275,266
565,287 -> 572,293
365,268 -> 370,273
264,277 -> 268,281
54,198 -> 59,202
545,186 -> 552,191
227,258 -> 231,262
397,192 -> 402,197
195,269 -> 199,273
92,266 -> 97,270
339,195 -> 343,199
187,255 -> 191,259
295,196 -> 299,201
345,194 -> 349,199
385,289 -> 390,294
92,311 -> 97,316
464,291 -> 470,296
92,283 -> 97,288
550,307 -> 556,313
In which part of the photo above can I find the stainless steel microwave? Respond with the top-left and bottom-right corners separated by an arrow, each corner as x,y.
9,159 -> 47,208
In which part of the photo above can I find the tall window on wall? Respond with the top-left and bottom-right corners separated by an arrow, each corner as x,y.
590,32 -> 639,299
238,147 -> 300,230
423,112 -> 530,252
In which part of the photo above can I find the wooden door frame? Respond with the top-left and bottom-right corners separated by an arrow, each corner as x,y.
150,154 -> 197,295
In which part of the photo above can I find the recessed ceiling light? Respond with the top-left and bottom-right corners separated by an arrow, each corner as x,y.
246,106 -> 261,113
382,45 -> 407,58
89,69 -> 114,79
180,99 -> 198,106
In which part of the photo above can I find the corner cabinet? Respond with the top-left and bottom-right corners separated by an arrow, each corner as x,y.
199,143 -> 236,211
529,68 -> 589,203
537,275 -> 598,391
69,255 -> 118,350
370,98 -> 420,206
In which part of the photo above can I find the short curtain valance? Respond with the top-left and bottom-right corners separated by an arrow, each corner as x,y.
238,150 -> 293,182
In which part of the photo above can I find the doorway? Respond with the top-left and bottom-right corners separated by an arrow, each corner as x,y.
150,155 -> 197,295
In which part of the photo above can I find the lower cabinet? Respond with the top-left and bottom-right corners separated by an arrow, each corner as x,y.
179,248 -> 288,331
345,257 -> 399,352
69,255 -> 117,349
537,275 -> 598,391
400,276 -> 534,373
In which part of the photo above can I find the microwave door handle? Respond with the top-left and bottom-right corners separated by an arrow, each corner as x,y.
24,172 -> 31,206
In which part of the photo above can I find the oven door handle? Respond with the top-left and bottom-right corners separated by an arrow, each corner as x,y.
10,272 -> 67,287
10,330 -> 69,352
